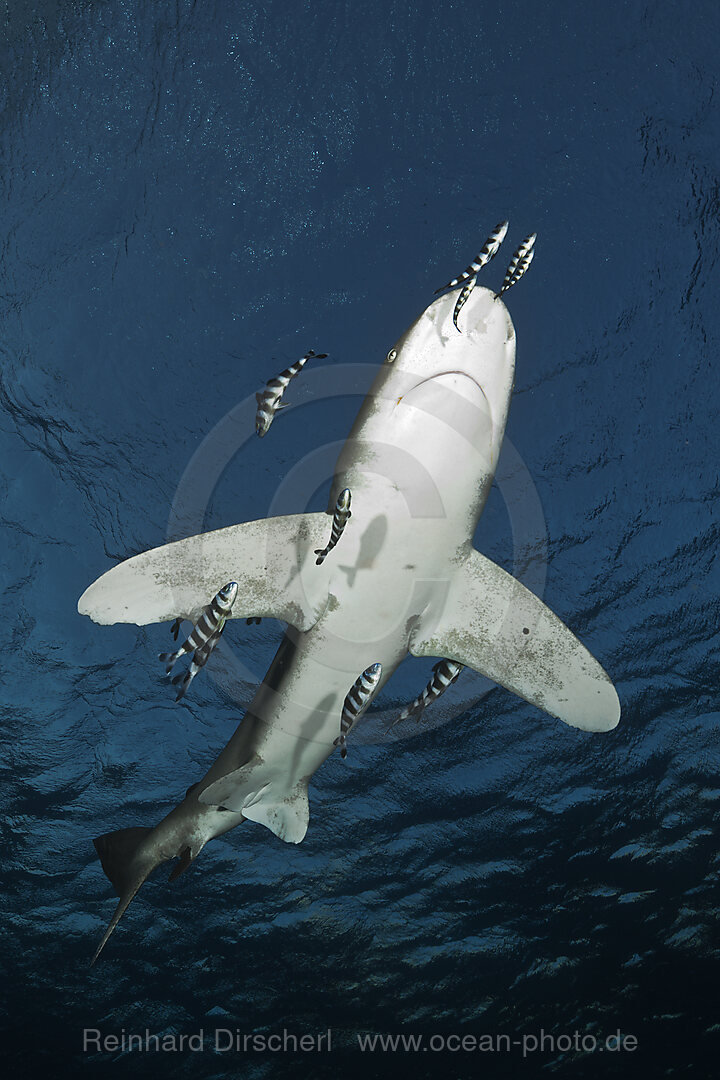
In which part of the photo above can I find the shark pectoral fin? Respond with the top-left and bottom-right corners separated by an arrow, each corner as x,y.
78,512 -> 332,632
410,550 -> 620,732
199,773 -> 310,844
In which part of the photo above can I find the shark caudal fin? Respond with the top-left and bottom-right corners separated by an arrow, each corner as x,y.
91,826 -> 156,965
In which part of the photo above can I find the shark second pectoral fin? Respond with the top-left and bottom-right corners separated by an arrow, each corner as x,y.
78,512 -> 332,631
410,550 -> 620,732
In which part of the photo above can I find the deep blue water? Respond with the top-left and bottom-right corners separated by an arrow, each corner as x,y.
1,1 -> 719,1077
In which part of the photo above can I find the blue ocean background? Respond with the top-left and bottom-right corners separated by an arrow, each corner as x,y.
1,1 -> 718,1076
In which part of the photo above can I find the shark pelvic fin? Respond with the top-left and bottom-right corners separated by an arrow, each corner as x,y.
241,783 -> 310,844
199,773 -> 310,844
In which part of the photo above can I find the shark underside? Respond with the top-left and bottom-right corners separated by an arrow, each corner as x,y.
79,276 -> 620,962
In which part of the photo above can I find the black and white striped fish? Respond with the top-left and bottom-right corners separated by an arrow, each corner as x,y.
435,221 -> 509,294
159,581 -> 238,676
333,662 -> 382,759
171,628 -> 223,702
315,488 -> 352,565
394,659 -> 464,725
255,349 -> 328,437
452,275 -> 477,333
495,234 -> 536,299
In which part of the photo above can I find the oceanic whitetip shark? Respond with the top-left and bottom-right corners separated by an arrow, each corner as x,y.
79,244 -> 620,962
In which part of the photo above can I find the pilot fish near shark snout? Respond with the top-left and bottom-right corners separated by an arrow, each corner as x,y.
434,220 -> 510,334
435,220 -> 509,293
495,233 -> 537,299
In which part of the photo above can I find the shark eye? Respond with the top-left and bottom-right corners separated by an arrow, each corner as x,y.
386,348 -> 397,363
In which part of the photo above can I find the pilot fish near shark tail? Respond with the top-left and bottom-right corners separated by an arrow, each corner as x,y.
435,220 -> 509,293
315,488 -> 352,565
334,662 -> 383,759
393,659 -> 465,726
158,581 -> 238,675
255,349 -> 328,437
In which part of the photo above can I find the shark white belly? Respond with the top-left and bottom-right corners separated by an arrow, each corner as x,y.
79,281 -> 620,962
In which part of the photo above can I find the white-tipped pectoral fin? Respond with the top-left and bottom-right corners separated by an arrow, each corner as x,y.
410,550 -> 620,732
78,513 -> 332,632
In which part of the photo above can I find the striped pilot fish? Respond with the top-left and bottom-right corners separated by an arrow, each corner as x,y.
255,349 -> 328,437
452,275 -> 478,333
171,629 -> 222,702
159,580 -> 238,683
315,488 -> 352,565
393,659 -> 465,726
435,220 -> 509,294
333,662 -> 383,759
495,234 -> 537,299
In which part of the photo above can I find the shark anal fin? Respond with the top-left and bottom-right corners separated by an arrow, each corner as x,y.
410,549 -> 620,732
168,846 -> 193,882
78,512 -> 332,632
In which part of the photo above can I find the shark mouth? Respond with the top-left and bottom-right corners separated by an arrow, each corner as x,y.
396,370 -> 494,439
